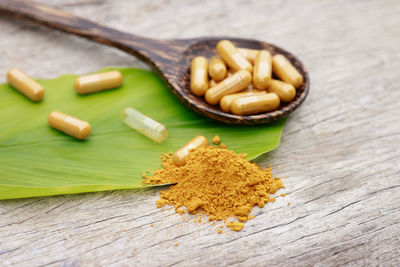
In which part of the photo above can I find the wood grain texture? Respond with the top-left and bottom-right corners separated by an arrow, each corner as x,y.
0,0 -> 399,266
0,0 -> 309,124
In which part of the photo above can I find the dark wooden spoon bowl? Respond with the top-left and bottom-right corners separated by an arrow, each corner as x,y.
0,0 -> 309,125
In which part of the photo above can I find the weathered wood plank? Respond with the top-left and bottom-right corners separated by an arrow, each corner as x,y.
0,0 -> 399,266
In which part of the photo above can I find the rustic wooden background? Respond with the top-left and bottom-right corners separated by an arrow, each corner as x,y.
1,0 -> 399,266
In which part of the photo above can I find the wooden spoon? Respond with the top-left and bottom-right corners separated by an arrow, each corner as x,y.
0,0 -> 309,125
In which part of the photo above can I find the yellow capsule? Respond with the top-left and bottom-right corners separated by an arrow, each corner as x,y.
209,73 -> 235,87
74,70 -> 123,95
208,56 -> 227,82
267,79 -> 296,102
253,50 -> 272,90
209,79 -> 219,88
227,70 -> 236,76
231,93 -> 280,116
190,56 -> 209,96
121,107 -> 168,143
48,111 -> 91,140
220,90 -> 266,113
217,40 -> 253,73
210,77 -> 242,89
6,68 -> 44,102
205,70 -> 252,105
173,135 -> 209,166
272,55 -> 303,88
237,48 -> 259,64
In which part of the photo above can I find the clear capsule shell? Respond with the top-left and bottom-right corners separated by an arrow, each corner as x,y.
121,107 -> 168,143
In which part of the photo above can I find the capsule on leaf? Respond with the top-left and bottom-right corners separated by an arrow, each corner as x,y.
48,111 -> 91,140
121,107 -> 168,143
7,68 -> 44,102
74,70 -> 123,95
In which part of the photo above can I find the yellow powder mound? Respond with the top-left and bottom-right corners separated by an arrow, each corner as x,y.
143,144 -> 284,231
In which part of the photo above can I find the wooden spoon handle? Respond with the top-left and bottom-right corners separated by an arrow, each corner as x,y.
0,0 -> 167,62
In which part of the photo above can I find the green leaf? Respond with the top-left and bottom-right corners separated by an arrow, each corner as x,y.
0,68 -> 286,200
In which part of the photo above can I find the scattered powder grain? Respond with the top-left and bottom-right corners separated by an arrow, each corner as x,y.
212,135 -> 221,144
226,221 -> 245,232
143,143 -> 284,231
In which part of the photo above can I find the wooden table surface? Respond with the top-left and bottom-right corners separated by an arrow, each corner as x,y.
1,0 -> 399,266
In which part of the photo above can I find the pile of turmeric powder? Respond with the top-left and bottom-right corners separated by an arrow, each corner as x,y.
143,139 -> 284,232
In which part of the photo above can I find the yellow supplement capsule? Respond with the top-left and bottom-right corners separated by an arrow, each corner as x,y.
217,40 -> 253,73
121,107 -> 168,143
267,79 -> 296,102
209,72 -> 233,87
237,48 -> 259,64
173,135 -> 209,166
231,93 -> 280,116
6,68 -> 44,102
74,70 -> 123,95
190,56 -> 209,96
220,90 -> 266,113
227,70 -> 236,76
209,79 -> 218,88
48,111 -> 91,140
205,70 -> 252,105
253,50 -> 272,90
272,55 -> 303,88
208,56 -> 227,82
